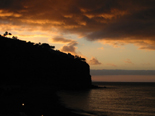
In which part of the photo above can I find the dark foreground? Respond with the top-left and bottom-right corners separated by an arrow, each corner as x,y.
0,85 -> 87,116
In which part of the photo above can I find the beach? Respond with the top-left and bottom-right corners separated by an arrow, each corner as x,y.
0,85 -> 87,116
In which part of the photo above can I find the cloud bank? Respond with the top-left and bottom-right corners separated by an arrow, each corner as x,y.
0,0 -> 155,50
90,69 -> 155,75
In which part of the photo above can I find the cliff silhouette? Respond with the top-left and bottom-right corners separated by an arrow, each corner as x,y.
0,35 -> 92,90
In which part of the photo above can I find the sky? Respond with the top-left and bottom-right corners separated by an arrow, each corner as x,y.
0,0 -> 155,81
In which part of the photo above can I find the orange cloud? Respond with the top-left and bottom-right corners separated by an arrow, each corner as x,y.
60,41 -> 78,54
99,39 -> 155,51
124,59 -> 134,64
0,0 -> 155,50
49,37 -> 78,54
50,37 -> 74,44
89,57 -> 102,65
0,10 -> 22,17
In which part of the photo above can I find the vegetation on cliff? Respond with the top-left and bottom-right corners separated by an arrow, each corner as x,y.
0,33 -> 92,90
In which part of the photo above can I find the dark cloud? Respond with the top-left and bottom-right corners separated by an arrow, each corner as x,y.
0,0 -> 155,50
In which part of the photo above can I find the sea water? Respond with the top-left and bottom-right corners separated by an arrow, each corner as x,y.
57,82 -> 155,116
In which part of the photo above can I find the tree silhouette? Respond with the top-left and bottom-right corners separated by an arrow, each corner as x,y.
3,31 -> 8,36
3,31 -> 12,36
41,43 -> 55,50
75,55 -> 86,62
12,36 -> 18,39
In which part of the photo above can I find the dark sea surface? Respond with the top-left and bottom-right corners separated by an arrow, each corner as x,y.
57,82 -> 155,116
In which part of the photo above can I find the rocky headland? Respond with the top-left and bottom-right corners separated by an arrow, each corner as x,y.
0,35 -> 93,116
0,35 -> 92,90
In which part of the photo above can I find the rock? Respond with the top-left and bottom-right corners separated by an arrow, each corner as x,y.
0,36 -> 92,90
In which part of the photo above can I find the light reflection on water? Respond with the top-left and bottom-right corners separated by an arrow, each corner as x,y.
57,82 -> 155,116
57,90 -> 91,110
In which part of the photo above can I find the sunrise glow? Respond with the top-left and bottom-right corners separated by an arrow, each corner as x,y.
0,0 -> 155,82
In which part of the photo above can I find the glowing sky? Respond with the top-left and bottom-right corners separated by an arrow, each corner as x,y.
0,0 -> 155,73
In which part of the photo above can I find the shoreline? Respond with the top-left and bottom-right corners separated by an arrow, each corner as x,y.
0,85 -> 90,116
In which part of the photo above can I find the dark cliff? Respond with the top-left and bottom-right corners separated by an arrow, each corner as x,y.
0,35 -> 92,90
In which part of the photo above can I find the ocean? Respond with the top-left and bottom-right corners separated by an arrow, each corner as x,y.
57,82 -> 155,116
